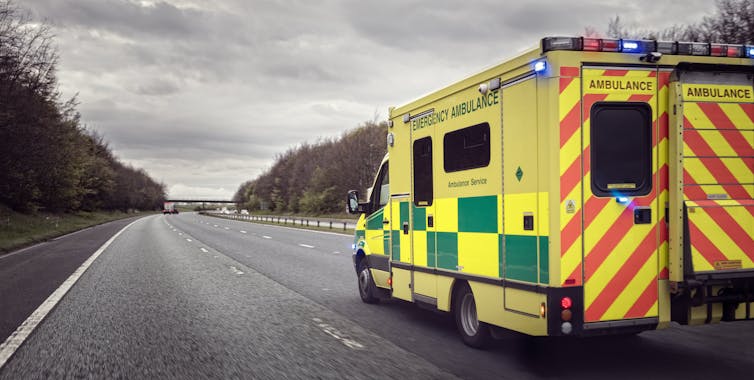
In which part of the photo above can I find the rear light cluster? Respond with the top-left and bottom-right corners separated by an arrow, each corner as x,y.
560,296 -> 573,335
543,36 -> 754,58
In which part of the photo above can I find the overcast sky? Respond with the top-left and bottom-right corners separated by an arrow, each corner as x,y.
25,0 -> 713,199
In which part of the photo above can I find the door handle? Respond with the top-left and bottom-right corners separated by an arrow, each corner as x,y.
382,219 -> 390,225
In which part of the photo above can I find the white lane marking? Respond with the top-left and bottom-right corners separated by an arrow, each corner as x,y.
240,230 -> 247,234
224,227 -> 230,230
0,218 -> 141,369
262,235 -> 271,239
200,248 -> 208,253
333,251 -> 341,254
229,266 -> 245,275
299,244 -> 315,249
178,233 -> 183,236
311,318 -> 364,350
213,225 -> 218,227
186,239 -> 192,242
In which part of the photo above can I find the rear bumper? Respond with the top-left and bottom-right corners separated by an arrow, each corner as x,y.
672,269 -> 754,323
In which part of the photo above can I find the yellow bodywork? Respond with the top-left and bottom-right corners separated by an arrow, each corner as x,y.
351,39 -> 754,336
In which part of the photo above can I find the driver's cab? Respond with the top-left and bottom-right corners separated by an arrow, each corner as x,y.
348,156 -> 392,290
368,161 -> 390,214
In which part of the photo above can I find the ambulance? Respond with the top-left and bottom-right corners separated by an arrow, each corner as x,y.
347,36 -> 754,347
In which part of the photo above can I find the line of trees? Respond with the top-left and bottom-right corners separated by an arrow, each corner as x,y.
0,0 -> 165,213
237,2 -> 754,216
595,0 -> 754,43
233,121 -> 387,215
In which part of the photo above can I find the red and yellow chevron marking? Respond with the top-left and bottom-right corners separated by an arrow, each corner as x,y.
686,200 -> 754,271
559,66 -> 583,287
683,102 -> 754,201
575,68 -> 664,322
682,99 -> 754,272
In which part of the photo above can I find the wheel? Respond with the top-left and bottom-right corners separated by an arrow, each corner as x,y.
454,283 -> 491,348
357,260 -> 380,304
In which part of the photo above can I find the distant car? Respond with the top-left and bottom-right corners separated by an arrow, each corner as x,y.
163,209 -> 171,215
171,209 -> 179,214
240,209 -> 249,215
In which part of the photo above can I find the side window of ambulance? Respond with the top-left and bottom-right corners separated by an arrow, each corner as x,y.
443,122 -> 490,172
413,137 -> 433,206
590,102 -> 652,197
371,162 -> 389,211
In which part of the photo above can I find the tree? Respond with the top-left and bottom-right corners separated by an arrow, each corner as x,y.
0,0 -> 165,213
234,121 -> 388,215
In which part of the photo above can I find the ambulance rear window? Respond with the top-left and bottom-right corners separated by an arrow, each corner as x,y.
590,102 -> 652,197
443,123 -> 491,172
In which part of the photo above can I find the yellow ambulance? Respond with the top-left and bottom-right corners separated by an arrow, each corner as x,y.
346,36 -> 754,347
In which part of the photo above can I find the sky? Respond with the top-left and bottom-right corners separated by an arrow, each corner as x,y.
24,0 -> 714,199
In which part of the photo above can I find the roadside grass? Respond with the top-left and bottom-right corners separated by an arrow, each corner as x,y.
203,213 -> 355,235
0,206 -> 150,254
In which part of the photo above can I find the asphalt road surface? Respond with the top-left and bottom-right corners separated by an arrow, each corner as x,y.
1,212 -> 753,379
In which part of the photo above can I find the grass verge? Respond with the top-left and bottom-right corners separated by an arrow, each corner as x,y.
0,206 -> 150,254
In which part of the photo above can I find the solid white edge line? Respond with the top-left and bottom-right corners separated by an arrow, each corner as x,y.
0,218 -> 141,370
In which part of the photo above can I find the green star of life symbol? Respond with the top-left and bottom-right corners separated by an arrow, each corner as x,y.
515,166 -> 523,182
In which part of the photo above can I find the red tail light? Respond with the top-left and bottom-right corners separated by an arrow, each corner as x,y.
561,296 -> 573,309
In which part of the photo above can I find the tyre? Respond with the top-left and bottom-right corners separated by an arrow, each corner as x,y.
357,260 -> 380,304
454,283 -> 491,348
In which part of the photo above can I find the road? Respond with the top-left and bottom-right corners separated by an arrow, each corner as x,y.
1,212 -> 753,379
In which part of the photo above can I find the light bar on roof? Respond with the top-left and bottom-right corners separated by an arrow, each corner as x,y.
541,36 -> 754,59
621,40 -> 655,54
656,41 -> 678,54
677,42 -> 710,56
726,45 -> 744,57
542,37 -> 583,51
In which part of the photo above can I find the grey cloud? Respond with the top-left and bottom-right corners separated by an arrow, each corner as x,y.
134,77 -> 182,95
22,0 -> 719,198
31,0 -> 208,39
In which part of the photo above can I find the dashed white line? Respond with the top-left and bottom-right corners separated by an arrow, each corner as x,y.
178,233 -> 183,236
299,244 -> 315,248
229,266 -> 245,275
262,235 -> 271,239
213,225 -> 218,227
311,318 -> 364,350
186,238 -> 192,242
333,251 -> 341,254
240,230 -> 247,234
224,227 -> 230,230
200,248 -> 208,253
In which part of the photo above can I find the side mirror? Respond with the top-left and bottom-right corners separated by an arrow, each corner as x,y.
346,190 -> 369,214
